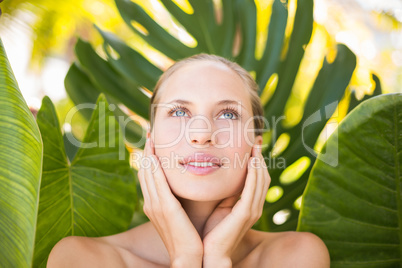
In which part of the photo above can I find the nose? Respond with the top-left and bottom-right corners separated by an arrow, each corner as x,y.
187,115 -> 215,146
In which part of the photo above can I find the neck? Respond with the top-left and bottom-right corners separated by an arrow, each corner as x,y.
177,197 -> 221,238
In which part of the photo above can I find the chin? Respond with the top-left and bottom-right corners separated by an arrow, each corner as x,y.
164,169 -> 245,202
172,191 -> 231,202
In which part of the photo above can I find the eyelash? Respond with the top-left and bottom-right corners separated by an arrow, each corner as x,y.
167,105 -> 242,120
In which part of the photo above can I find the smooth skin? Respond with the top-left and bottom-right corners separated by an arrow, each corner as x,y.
47,61 -> 330,267
139,136 -> 271,267
47,137 -> 330,267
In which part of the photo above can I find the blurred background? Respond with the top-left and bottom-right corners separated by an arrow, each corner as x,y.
0,0 -> 401,137
1,0 -> 401,234
1,1 -> 400,263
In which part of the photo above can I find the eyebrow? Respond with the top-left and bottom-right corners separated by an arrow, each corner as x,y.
167,99 -> 246,109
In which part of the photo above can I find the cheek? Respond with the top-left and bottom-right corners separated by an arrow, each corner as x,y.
153,117 -> 186,150
225,145 -> 251,172
214,120 -> 254,148
222,125 -> 253,185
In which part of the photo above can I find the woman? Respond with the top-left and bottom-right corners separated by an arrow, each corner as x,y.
48,54 -> 330,267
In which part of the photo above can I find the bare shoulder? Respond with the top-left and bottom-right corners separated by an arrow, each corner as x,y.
256,231 -> 330,267
47,235 -> 125,267
47,225 -> 167,268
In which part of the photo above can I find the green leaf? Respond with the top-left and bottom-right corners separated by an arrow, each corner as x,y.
281,44 -> 356,163
348,73 -> 382,114
265,0 -> 314,119
34,95 -> 136,266
184,0 -> 218,53
115,0 -> 196,59
0,38 -> 43,266
298,93 -> 402,267
261,44 -> 356,232
213,0 -> 237,57
256,0 -> 288,90
96,26 -> 163,91
64,62 -> 101,121
74,39 -> 150,119
235,0 -> 257,70
68,0 -> 380,233
65,62 -> 145,149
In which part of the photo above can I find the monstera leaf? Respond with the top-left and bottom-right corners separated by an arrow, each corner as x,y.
298,93 -> 402,267
0,38 -> 43,267
65,0 -> 382,231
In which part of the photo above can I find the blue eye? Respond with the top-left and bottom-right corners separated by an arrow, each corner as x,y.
221,112 -> 234,119
219,110 -> 239,120
173,109 -> 186,117
168,105 -> 240,120
168,105 -> 189,117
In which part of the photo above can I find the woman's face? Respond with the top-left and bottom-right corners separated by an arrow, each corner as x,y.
151,60 -> 262,201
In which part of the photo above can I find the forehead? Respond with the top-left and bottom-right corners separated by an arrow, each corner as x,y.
157,60 -> 252,111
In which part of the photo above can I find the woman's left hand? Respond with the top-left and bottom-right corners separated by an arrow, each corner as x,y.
202,144 -> 271,267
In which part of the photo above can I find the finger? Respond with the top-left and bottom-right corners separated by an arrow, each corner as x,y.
238,157 -> 258,208
265,167 -> 272,189
139,139 -> 151,199
251,142 -> 260,157
260,165 -> 271,210
137,166 -> 151,211
249,145 -> 262,203
144,137 -> 157,172
252,155 -> 264,210
246,142 -> 261,199
255,150 -> 271,212
247,144 -> 266,215
143,154 -> 159,203
150,155 -> 179,206
144,137 -> 152,157
138,141 -> 152,211
150,136 -> 156,155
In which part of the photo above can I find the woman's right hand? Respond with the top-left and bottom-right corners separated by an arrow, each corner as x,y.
138,136 -> 203,267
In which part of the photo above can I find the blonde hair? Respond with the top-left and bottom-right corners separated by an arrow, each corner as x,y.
149,53 -> 264,136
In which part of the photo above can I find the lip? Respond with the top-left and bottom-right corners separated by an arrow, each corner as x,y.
179,153 -> 222,176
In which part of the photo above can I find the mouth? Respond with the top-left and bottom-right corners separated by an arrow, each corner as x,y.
179,161 -> 221,176
178,153 -> 223,175
180,161 -> 222,168
179,153 -> 223,175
